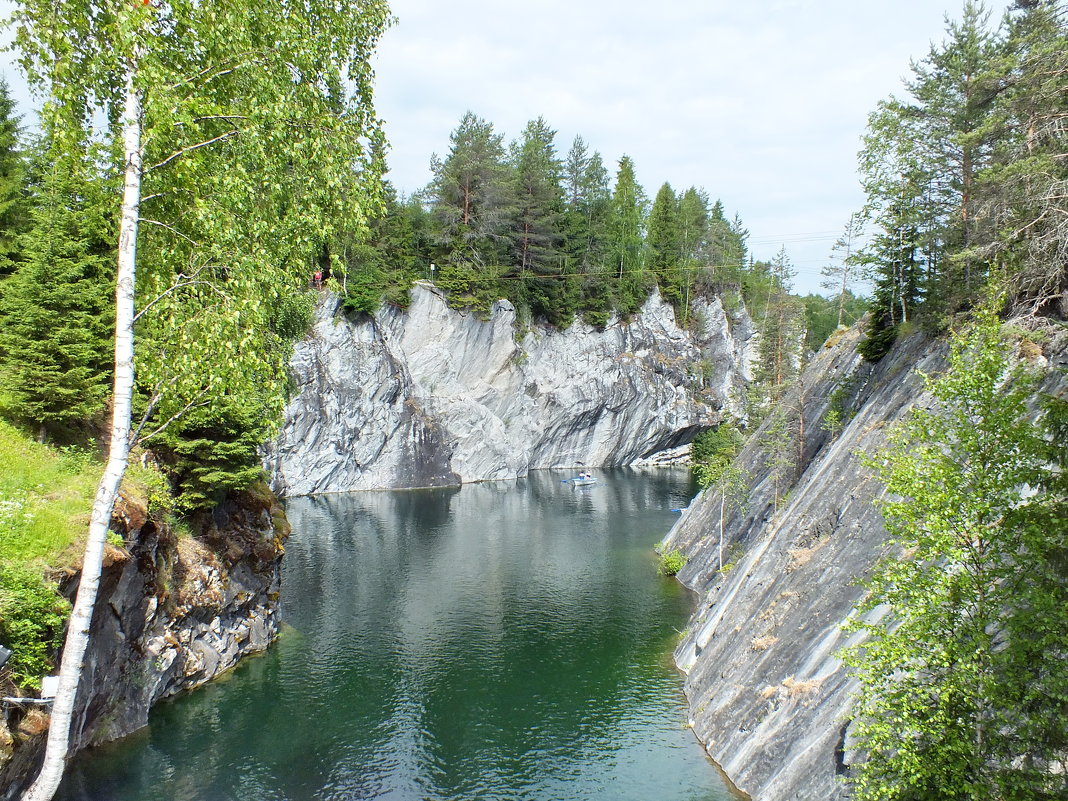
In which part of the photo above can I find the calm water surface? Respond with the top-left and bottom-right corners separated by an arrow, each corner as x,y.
58,469 -> 729,801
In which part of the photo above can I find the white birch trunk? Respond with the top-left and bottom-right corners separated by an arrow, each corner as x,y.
23,62 -> 142,801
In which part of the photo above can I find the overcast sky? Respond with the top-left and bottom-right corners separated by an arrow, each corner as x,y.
373,0 -> 1015,294
1,1 -> 1015,295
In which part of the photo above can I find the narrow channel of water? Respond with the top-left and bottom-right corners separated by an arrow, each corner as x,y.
58,469 -> 729,801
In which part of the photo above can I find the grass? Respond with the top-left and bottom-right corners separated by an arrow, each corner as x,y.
0,420 -> 102,568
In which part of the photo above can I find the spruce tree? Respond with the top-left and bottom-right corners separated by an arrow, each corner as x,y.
606,155 -> 649,315
563,136 -> 613,325
0,136 -> 112,441
0,79 -> 26,278
677,187 -> 710,264
511,117 -> 572,325
646,182 -> 684,311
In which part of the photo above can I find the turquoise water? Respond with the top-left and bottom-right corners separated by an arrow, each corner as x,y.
58,469 -> 729,801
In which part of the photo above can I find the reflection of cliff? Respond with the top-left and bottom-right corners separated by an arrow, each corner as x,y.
275,470 -> 705,798
662,326 -> 1068,801
265,284 -> 754,494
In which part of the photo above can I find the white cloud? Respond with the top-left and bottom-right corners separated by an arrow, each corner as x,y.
375,0 -> 1016,293
0,0 -> 1016,294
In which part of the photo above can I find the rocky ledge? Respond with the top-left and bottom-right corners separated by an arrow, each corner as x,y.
0,485 -> 289,797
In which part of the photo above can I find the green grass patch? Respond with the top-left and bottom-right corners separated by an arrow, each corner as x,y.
0,421 -> 103,567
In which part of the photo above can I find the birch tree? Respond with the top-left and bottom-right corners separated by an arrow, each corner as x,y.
12,2 -> 390,798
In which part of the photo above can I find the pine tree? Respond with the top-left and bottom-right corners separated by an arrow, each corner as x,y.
606,155 -> 649,315
821,211 -> 865,328
0,79 -> 26,278
856,0 -> 1003,353
429,111 -> 514,271
0,136 -> 112,441
511,117 -> 573,325
753,247 -> 804,400
975,1 -> 1068,315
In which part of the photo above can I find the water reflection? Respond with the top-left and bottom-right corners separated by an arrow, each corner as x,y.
59,469 -> 724,801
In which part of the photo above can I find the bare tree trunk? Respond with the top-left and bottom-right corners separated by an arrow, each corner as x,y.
836,269 -> 847,328
718,493 -> 725,570
23,62 -> 142,801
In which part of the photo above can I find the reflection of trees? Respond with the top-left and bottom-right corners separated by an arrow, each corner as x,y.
62,469 -> 705,800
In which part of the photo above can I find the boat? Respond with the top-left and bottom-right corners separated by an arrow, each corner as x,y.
566,476 -> 598,486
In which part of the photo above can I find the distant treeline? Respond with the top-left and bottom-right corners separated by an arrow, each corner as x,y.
333,112 -> 826,329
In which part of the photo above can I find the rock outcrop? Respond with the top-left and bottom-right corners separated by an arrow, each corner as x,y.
0,487 -> 288,798
662,323 -> 1067,801
266,283 -> 755,495
663,325 -> 933,801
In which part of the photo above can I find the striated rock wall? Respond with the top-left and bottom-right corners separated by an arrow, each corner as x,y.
266,283 -> 755,495
0,487 -> 288,798
662,327 -> 939,801
662,323 -> 1068,801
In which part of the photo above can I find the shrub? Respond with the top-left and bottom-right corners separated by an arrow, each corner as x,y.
0,563 -> 70,690
657,548 -> 688,576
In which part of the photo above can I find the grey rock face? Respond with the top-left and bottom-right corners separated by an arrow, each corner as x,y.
267,284 -> 755,494
66,490 -> 286,753
662,327 -> 946,801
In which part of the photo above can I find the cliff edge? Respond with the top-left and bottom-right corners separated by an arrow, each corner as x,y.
266,283 -> 755,494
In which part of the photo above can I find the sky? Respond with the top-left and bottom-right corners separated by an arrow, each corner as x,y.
1,0 -> 1016,295
372,0 -> 1016,294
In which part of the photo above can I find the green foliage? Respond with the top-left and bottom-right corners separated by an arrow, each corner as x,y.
800,292 -> 866,351
511,117 -> 574,325
606,155 -> 649,304
0,136 -> 113,439
154,402 -> 269,514
122,458 -> 175,518
852,2 -> 1068,330
10,0 -> 393,449
844,303 -> 1068,801
656,547 -> 688,577
646,182 -> 684,309
270,289 -> 317,342
760,410 -> 797,510
0,79 -> 27,278
751,249 -> 805,413
0,420 -> 100,566
0,421 -> 91,692
0,563 -> 69,690
330,111 -> 779,331
691,423 -> 743,487
429,111 -> 514,270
